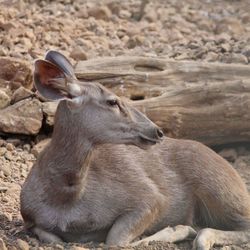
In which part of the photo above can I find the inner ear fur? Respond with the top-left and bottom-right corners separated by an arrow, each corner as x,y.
34,59 -> 70,101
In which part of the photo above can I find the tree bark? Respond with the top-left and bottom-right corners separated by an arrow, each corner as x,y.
75,56 -> 250,145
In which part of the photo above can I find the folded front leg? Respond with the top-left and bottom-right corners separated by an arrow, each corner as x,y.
32,227 -> 63,243
105,206 -> 160,246
132,225 -> 197,246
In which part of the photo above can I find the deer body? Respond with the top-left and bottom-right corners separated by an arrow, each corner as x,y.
20,51 -> 250,249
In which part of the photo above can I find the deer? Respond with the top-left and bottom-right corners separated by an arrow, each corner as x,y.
20,50 -> 250,250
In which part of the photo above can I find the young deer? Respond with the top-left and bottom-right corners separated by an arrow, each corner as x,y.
20,51 -> 250,250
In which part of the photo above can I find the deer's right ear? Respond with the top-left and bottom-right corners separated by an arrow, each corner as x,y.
34,60 -> 70,101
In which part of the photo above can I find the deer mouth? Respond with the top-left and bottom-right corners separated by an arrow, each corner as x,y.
136,133 -> 162,149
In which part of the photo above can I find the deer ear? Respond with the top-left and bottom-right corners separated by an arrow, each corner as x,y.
34,60 -> 70,101
45,50 -> 76,79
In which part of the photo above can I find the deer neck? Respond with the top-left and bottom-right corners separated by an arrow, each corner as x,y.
38,104 -> 94,203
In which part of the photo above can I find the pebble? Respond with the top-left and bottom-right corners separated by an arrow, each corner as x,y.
219,148 -> 238,162
16,239 -> 29,250
0,89 -> 11,109
88,6 -> 112,21
0,164 -> 11,177
6,143 -> 15,151
0,147 -> 7,156
0,238 -> 7,250
70,46 -> 88,61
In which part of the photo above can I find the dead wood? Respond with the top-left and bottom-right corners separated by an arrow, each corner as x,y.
75,56 -> 250,145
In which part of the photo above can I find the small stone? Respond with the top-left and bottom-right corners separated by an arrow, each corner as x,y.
205,52 -> 218,62
12,87 -> 34,104
221,43 -> 231,52
6,138 -> 21,147
23,144 -> 31,152
6,143 -> 15,151
0,58 -> 32,90
42,101 -> 58,126
219,148 -> 238,162
0,238 -> 7,250
0,147 -> 7,156
119,10 -> 131,19
0,164 -> 11,177
0,89 -> 11,109
88,6 -> 112,21
5,151 -> 14,161
31,138 -> 51,157
0,139 -> 6,147
215,18 -> 244,35
70,46 -> 88,61
71,246 -> 89,250
6,183 -> 21,195
16,239 -> 29,250
221,53 -> 248,64
55,244 -> 64,250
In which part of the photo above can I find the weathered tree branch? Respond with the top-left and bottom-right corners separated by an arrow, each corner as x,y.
75,56 -> 250,145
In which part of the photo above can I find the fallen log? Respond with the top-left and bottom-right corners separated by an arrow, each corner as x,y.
75,57 -> 250,145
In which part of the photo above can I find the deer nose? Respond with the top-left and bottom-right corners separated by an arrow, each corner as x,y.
156,128 -> 164,139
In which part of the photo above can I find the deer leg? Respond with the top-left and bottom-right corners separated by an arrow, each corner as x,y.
193,228 -> 250,250
106,207 -> 162,246
132,225 -> 197,246
32,227 -> 63,243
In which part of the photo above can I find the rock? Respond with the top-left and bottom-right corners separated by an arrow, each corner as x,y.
0,58 -> 32,90
0,238 -> 7,250
0,139 -> 6,147
221,53 -> 248,64
0,164 -> 11,177
16,239 -> 29,250
42,101 -> 58,126
204,52 -> 218,62
5,151 -> 14,161
0,147 -> 7,156
219,148 -> 238,162
215,18 -> 245,36
119,10 -> 131,19
220,43 -> 231,53
0,98 -> 43,135
31,138 -> 51,157
70,46 -> 88,61
12,87 -> 34,103
88,6 -> 112,21
22,144 -> 31,152
6,138 -> 21,147
6,183 -> 21,195
6,143 -> 15,151
71,246 -> 89,250
0,89 -> 11,109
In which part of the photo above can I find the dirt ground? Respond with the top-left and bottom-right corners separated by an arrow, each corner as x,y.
1,0 -> 250,249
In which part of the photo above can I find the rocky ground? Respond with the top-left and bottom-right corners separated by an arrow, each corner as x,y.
0,0 -> 250,249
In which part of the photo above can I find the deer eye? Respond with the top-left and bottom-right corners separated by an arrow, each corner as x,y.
107,99 -> 118,107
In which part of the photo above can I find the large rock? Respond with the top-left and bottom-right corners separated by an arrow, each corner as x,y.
0,57 -> 32,90
0,98 -> 43,135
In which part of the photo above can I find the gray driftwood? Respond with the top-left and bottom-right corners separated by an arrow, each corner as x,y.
75,56 -> 250,145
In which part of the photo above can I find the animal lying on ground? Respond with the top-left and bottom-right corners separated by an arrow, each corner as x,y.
20,51 -> 250,250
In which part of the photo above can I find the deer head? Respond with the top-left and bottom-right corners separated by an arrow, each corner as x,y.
34,51 -> 164,149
